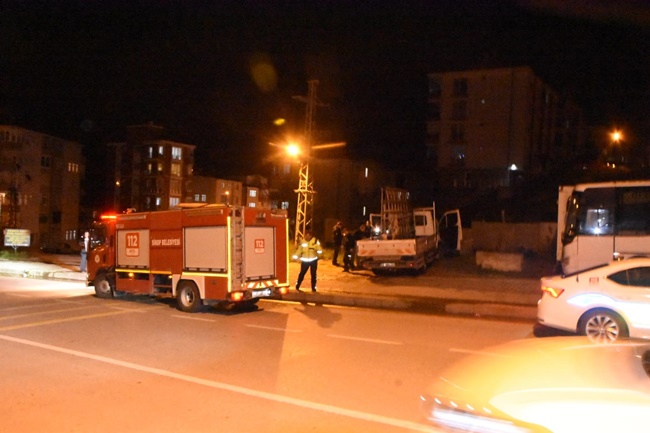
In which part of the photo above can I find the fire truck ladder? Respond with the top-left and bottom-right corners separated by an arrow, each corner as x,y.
230,207 -> 246,291
381,187 -> 415,239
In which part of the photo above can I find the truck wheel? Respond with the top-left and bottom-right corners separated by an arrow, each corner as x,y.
176,281 -> 203,313
94,273 -> 114,299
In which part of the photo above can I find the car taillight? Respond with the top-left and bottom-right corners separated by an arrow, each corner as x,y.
541,285 -> 564,298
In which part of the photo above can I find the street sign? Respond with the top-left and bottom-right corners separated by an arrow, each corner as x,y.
4,228 -> 31,248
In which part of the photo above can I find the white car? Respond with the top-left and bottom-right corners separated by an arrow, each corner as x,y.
537,257 -> 650,342
420,337 -> 650,433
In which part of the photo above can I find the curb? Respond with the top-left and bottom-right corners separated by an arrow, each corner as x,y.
282,291 -> 537,321
0,269 -> 87,283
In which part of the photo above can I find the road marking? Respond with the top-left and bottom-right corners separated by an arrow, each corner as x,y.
0,334 -> 436,432
171,314 -> 215,322
246,324 -> 303,333
328,334 -> 403,346
0,305 -> 103,321
0,301 -> 62,312
0,309 -> 136,332
109,306 -> 149,313
56,299 -> 92,305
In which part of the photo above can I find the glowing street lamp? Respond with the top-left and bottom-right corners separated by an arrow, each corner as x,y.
611,130 -> 623,144
286,142 -> 301,159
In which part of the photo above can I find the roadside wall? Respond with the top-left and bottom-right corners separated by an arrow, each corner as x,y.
463,221 -> 557,258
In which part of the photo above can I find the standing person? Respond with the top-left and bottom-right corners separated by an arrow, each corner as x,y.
292,229 -> 322,292
80,231 -> 90,272
342,228 -> 356,272
353,223 -> 369,270
331,221 -> 343,266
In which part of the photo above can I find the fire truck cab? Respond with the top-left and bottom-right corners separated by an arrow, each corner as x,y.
87,205 -> 289,312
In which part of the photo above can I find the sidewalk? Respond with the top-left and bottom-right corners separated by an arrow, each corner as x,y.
0,255 -> 87,283
284,258 -> 541,321
0,253 -> 544,321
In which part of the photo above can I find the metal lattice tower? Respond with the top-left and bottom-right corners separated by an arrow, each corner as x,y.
294,80 -> 319,245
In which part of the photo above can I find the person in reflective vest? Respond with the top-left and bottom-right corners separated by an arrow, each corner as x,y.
292,230 -> 323,292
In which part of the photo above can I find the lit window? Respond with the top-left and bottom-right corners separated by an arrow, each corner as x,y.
201,194 -> 206,202
281,201 -> 289,210
249,202 -> 256,207
194,194 -> 199,201
158,146 -> 164,156
249,189 -> 257,197
170,197 -> 179,208
155,197 -> 161,207
171,163 -> 181,176
172,147 -> 182,160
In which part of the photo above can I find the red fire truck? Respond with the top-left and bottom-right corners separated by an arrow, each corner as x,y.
87,205 -> 290,312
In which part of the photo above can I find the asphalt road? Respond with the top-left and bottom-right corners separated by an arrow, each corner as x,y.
0,276 -> 536,433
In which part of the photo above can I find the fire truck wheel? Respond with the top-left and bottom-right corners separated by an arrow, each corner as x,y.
176,281 -> 202,313
94,273 -> 114,299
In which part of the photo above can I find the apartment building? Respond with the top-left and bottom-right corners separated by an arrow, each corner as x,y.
0,125 -> 83,249
109,123 -> 195,212
426,66 -> 584,191
190,176 -> 243,206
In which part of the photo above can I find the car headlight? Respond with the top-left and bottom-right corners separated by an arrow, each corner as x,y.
420,394 -> 547,433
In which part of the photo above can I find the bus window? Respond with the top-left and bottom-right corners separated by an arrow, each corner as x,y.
563,196 -> 579,243
582,208 -> 613,235
577,187 -> 616,236
616,187 -> 650,235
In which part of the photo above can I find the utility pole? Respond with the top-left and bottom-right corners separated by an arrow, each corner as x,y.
290,80 -> 345,245
7,157 -> 19,228
293,79 -> 319,245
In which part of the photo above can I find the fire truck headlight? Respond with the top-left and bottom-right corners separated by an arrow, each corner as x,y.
231,292 -> 245,302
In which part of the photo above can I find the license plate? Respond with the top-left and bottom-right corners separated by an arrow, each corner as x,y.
252,288 -> 272,298
380,262 -> 396,267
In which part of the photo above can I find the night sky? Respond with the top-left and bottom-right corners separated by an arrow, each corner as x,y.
1,1 -> 649,207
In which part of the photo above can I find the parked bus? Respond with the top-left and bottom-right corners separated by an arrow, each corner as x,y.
558,180 -> 650,274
